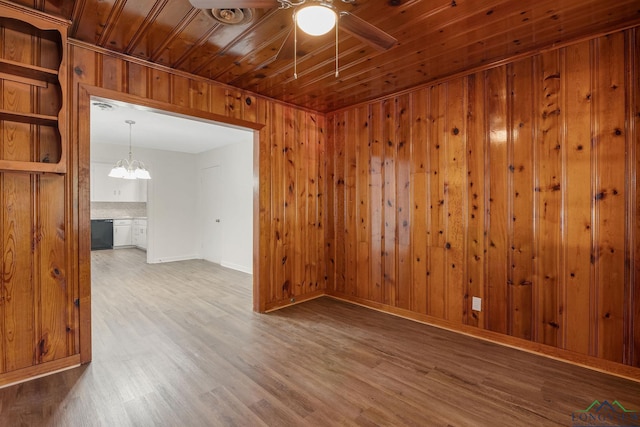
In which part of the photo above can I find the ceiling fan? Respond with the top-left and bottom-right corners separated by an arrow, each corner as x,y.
189,0 -> 398,78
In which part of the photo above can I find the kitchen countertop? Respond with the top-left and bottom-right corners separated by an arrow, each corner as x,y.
91,216 -> 147,220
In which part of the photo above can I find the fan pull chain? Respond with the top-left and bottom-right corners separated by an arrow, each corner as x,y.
335,20 -> 339,78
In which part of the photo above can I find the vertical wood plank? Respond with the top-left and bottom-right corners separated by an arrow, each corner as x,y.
382,99 -> 396,306
355,105 -> 370,299
225,90 -> 243,120
74,55 -> 94,364
410,88 -> 428,315
563,40 -> 593,354
369,103 -> 384,303
283,105 -> 295,301
510,58 -> 534,341
242,94 -> 257,123
465,74 -> 486,328
100,55 -> 124,92
271,102 -> 285,302
313,113 -> 325,291
444,78 -> 466,324
37,174 -> 69,363
292,108 -> 305,296
254,97 -> 270,312
1,172 -> 34,372
427,84 -> 445,318
305,110 -> 316,293
209,85 -> 227,116
149,68 -> 170,103
189,80 -> 209,112
396,94 -> 411,310
534,51 -> 562,346
593,33 -> 627,363
344,108 -> 357,296
170,75 -> 190,108
485,67 -> 508,334
632,28 -> 640,368
325,113 -> 336,293
127,62 -> 148,98
70,45 -> 97,87
334,112 -> 346,294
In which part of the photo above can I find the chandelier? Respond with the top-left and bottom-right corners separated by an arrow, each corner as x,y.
108,120 -> 151,180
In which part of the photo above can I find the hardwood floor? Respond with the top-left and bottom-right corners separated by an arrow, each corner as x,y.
1,248 -> 639,426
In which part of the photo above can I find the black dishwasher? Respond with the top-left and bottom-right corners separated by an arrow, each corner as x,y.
91,219 -> 113,250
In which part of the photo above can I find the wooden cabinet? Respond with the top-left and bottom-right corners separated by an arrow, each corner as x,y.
91,162 -> 144,202
113,219 -> 133,247
0,5 -> 67,173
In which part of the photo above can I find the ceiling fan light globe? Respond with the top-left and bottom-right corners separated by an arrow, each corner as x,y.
296,5 -> 336,36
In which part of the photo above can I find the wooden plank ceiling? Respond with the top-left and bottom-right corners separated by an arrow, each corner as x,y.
9,0 -> 640,112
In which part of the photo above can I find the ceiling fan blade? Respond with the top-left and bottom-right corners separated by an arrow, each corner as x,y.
276,28 -> 295,60
189,0 -> 279,9
339,12 -> 397,51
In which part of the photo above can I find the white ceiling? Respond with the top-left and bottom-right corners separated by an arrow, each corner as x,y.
90,98 -> 254,154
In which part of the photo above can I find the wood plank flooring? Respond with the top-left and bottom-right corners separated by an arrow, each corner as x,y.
1,248 -> 639,426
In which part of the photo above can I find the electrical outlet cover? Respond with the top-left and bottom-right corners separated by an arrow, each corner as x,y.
472,296 -> 482,311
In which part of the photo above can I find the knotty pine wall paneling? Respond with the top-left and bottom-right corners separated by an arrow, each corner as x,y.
0,3 -> 77,385
70,42 -> 327,323
593,32 -> 627,364
533,50 -> 563,349
326,27 -> 640,369
632,28 -> 640,368
509,59 -> 534,342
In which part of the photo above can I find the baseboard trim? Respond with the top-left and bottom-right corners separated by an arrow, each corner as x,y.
148,254 -> 199,264
325,292 -> 640,383
0,355 -> 82,389
264,290 -> 326,312
221,260 -> 252,274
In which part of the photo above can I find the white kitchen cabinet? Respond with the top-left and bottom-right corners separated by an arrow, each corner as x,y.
132,218 -> 147,250
113,219 -> 133,247
90,162 -> 142,202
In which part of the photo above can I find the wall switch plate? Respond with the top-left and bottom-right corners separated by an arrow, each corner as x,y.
472,297 -> 482,311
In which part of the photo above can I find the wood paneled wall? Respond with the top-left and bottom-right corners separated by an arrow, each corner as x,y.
69,42 -> 327,319
0,8 -> 77,382
326,28 -> 640,367
1,26 -> 326,384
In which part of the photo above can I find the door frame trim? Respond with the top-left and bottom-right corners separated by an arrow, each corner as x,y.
76,84 -> 264,364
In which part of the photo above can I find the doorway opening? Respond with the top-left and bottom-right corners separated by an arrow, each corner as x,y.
89,97 -> 254,269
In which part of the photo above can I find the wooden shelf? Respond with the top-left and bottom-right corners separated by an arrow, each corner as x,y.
0,4 -> 67,174
0,109 -> 58,126
0,57 -> 58,83
0,158 -> 65,174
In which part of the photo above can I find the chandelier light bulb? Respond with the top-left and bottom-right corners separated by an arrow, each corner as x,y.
296,5 -> 336,36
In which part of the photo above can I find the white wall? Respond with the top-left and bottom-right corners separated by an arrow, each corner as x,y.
92,138 -> 254,273
196,140 -> 254,274
91,143 -> 200,263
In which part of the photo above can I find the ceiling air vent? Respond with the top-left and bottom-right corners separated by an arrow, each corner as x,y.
206,8 -> 254,25
92,102 -> 114,111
